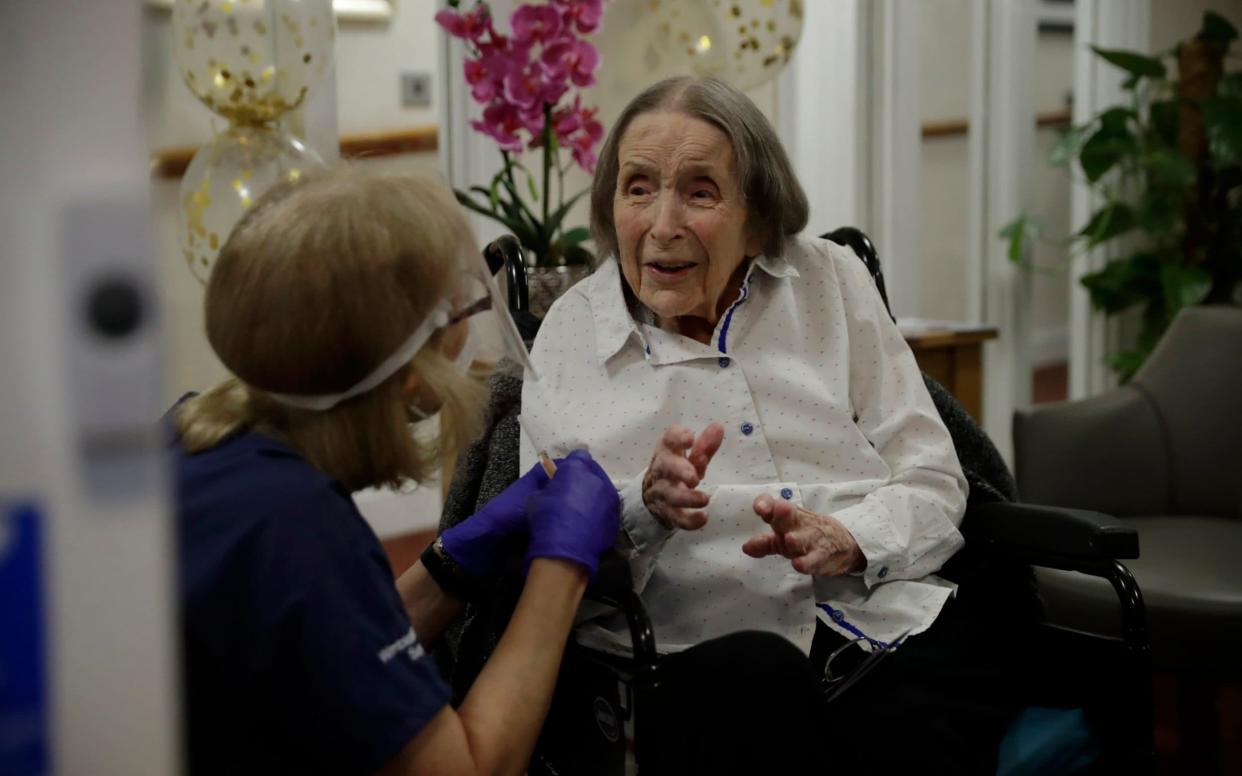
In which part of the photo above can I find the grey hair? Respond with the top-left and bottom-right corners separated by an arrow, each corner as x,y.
590,76 -> 809,261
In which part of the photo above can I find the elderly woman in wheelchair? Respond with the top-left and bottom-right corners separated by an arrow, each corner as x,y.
517,75 -> 1035,774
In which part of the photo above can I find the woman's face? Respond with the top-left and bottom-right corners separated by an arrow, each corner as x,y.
613,111 -> 760,326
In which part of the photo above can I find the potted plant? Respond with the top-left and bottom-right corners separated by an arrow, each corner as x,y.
1003,10 -> 1242,379
437,0 -> 606,315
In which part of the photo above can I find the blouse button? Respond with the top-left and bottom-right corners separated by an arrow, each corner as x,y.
718,356 -> 731,368
740,421 -> 755,436
780,487 -> 794,500
830,608 -> 845,623
878,566 -> 890,579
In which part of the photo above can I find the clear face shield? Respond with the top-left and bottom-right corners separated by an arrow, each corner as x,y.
438,241 -> 536,383
267,240 -> 535,413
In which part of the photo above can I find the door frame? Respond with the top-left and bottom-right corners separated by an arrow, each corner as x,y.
968,0 -> 1036,460
1069,0 -> 1151,399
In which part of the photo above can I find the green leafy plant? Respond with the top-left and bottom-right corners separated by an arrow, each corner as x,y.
1002,10 -> 1242,379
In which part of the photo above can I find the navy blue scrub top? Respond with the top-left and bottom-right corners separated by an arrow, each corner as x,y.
173,421 -> 450,775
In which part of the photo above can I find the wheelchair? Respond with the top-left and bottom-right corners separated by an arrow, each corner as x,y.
442,232 -> 1153,775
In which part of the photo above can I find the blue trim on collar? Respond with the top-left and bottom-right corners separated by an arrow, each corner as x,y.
588,252 -> 800,365
717,281 -> 749,354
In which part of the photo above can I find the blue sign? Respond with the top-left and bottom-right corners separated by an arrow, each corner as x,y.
0,501 -> 49,775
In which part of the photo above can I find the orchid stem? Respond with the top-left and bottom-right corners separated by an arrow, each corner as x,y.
542,103 -> 553,256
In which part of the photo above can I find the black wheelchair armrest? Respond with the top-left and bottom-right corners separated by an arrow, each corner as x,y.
582,550 -> 659,681
963,502 -> 1149,655
963,502 -> 1139,568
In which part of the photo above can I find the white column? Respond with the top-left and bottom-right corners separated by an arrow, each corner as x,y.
970,0 -> 1035,461
777,0 -> 867,233
863,0 -> 923,316
1069,0 -> 1150,398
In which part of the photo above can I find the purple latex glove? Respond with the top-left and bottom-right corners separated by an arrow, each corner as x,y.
525,449 -> 621,579
440,461 -> 551,578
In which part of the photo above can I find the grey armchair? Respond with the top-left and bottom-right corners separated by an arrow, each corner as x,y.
1014,305 -> 1242,771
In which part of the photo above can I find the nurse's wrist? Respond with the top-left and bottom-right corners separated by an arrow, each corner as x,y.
421,537 -> 485,600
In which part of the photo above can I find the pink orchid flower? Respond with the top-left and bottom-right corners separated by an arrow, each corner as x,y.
443,0 -> 609,236
552,105 -> 582,138
541,37 -> 600,88
471,102 -> 526,152
511,3 -> 563,46
463,58 -> 497,103
434,5 -> 491,42
554,0 -> 604,34
569,140 -> 598,173
552,98 -> 603,172
502,68 -> 546,112
535,60 -> 572,105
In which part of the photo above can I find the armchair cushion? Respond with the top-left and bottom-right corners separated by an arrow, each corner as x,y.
1036,515 -> 1242,673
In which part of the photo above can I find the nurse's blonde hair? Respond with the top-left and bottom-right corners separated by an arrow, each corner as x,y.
177,167 -> 488,491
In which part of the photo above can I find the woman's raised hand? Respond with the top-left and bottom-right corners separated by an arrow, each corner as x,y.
742,495 -> 865,577
642,423 -> 725,530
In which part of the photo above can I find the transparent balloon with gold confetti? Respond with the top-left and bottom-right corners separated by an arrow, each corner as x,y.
595,0 -> 803,103
172,0 -> 336,126
696,0 -> 804,91
592,0 -> 725,104
178,125 -> 323,283
172,0 -> 334,283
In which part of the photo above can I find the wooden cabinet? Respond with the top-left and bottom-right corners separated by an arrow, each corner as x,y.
900,323 -> 999,422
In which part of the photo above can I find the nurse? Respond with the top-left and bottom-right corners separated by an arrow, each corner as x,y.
172,168 -> 620,775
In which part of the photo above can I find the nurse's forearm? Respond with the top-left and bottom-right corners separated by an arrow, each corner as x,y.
386,558 -> 587,776
457,558 -> 588,775
395,561 -> 464,648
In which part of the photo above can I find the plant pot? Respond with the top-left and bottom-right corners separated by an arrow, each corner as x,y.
527,263 -> 593,318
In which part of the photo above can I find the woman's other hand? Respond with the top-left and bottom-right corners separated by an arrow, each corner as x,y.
642,423 -> 725,530
742,495 -> 865,577
525,450 -> 621,579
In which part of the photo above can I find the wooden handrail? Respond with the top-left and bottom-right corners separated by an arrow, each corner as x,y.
150,124 -> 439,179
921,107 -> 1072,140
150,108 -> 1071,177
